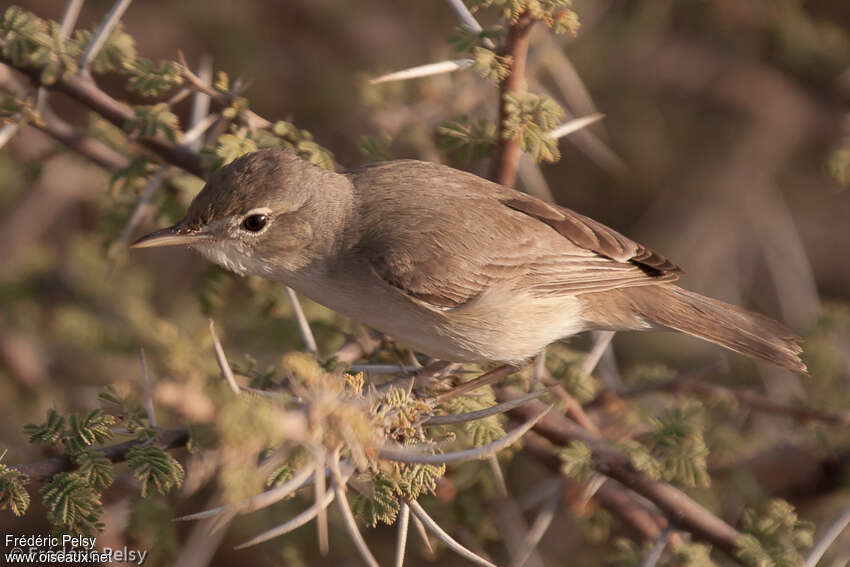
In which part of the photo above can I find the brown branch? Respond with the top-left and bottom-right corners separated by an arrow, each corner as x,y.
433,364 -> 520,403
12,428 -> 189,483
35,107 -> 131,170
491,11 -> 535,187
495,385 -> 745,563
599,376 -> 850,426
0,42 -> 204,177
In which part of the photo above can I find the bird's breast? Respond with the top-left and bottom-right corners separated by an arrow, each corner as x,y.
281,265 -> 587,364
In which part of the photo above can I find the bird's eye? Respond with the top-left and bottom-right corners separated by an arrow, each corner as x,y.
242,214 -> 268,232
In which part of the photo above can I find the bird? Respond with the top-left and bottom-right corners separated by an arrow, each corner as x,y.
132,148 -> 805,373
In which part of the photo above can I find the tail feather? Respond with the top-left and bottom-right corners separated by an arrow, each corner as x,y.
592,285 -> 806,373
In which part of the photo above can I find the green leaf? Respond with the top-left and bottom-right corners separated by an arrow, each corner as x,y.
265,464 -> 293,488
215,133 -> 257,166
1,7 -> 50,67
359,135 -> 393,162
502,92 -> 564,163
352,473 -> 400,527
0,464 -> 30,517
438,116 -> 497,161
126,446 -> 185,497
647,401 -> 710,487
73,450 -> 114,491
125,58 -> 183,97
448,25 -> 504,53
41,472 -> 104,535
295,139 -> 335,170
737,499 -> 814,567
399,463 -> 445,500
559,441 -> 594,482
63,409 -> 115,454
127,103 -> 181,142
615,439 -> 662,480
24,408 -> 65,445
98,385 -> 149,434
72,22 -> 136,73
472,46 -> 512,82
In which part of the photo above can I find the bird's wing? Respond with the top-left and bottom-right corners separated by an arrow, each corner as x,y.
357,162 -> 681,310
499,193 -> 683,275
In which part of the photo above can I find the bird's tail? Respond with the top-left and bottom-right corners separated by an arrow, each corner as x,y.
587,285 -> 806,373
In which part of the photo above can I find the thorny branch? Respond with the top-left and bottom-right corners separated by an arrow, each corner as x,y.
491,10 -> 535,186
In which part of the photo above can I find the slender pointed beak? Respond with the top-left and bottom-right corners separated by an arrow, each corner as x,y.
130,224 -> 213,249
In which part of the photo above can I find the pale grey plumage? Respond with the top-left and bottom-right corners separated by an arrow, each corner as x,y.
133,148 -> 805,372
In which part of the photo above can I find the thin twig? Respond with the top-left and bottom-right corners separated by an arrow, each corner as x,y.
111,165 -> 167,261
411,512 -> 435,557
425,389 -> 550,425
497,386 -> 744,562
284,287 -> 319,357
138,347 -> 156,427
233,488 -> 336,550
510,484 -> 561,567
446,0 -> 483,33
434,364 -> 519,403
407,500 -> 497,567
379,405 -> 550,464
548,113 -> 606,140
805,504 -> 850,567
0,124 -> 19,150
395,501 -> 410,567
187,55 -> 213,152
59,0 -> 85,39
208,320 -> 240,395
580,330 -> 615,376
315,450 -> 329,556
175,464 -> 316,521
445,0 -> 496,48
640,525 -> 673,567
330,452 -> 380,567
80,0 -> 134,75
489,454 -> 509,498
370,59 -> 474,85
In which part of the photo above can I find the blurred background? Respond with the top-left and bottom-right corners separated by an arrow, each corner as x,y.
1,1 -> 849,565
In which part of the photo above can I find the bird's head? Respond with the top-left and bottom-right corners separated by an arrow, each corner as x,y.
132,149 -> 350,277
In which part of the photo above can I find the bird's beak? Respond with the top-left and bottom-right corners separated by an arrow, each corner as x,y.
130,224 -> 213,249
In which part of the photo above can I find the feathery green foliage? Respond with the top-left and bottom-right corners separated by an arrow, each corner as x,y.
41,473 -> 104,535
647,400 -> 710,487
73,450 -> 115,491
126,446 -> 185,498
438,116 -> 497,161
24,408 -> 65,445
127,103 -> 181,142
736,499 -> 814,567
0,464 -> 30,517
126,58 -> 183,97
559,440 -> 594,482
502,91 -> 564,163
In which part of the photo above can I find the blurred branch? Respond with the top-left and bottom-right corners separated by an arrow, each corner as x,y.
496,386 -> 744,562
34,106 -> 131,169
13,428 -> 189,483
79,0 -> 133,75
603,375 -> 850,426
805,504 -> 850,567
492,10 -> 535,186
0,39 -> 204,176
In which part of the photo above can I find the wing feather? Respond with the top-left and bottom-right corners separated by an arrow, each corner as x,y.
357,162 -> 682,310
